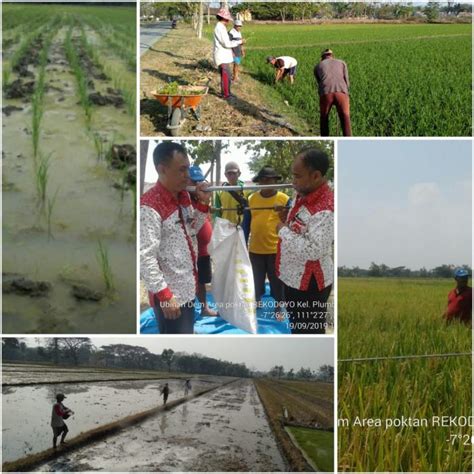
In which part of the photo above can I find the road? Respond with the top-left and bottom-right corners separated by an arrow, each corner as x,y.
140,21 -> 172,56
36,380 -> 287,472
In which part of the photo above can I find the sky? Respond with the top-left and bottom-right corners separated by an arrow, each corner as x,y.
28,337 -> 334,372
338,140 -> 472,270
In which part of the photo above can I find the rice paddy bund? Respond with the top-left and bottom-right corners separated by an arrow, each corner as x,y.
2,4 -> 137,333
338,278 -> 472,472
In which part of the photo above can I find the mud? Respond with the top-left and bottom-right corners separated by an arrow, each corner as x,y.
4,79 -> 35,99
35,380 -> 287,472
2,27 -> 136,333
2,378 -> 224,463
71,284 -> 104,302
88,90 -> 124,108
2,105 -> 24,116
2,274 -> 52,297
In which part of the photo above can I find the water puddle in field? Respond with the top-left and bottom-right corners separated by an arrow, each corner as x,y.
2,28 -> 136,333
35,379 -> 287,472
2,377 -> 223,463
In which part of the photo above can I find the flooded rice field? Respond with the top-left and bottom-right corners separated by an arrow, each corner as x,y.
2,376 -> 226,463
35,379 -> 287,472
2,5 -> 136,333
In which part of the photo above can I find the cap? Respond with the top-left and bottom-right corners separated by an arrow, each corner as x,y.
56,393 -> 66,401
189,165 -> 205,182
234,19 -> 243,27
454,268 -> 469,278
321,48 -> 333,57
225,161 -> 240,173
266,56 -> 275,63
217,7 -> 232,21
252,166 -> 282,183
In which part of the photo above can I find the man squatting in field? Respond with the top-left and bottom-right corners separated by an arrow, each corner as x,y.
276,148 -> 334,334
443,268 -> 472,326
140,142 -> 211,334
266,55 -> 298,85
314,49 -> 352,137
214,7 -> 245,99
51,393 -> 73,449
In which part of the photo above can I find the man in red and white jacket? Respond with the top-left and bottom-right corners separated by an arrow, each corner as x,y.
140,142 -> 211,334
276,148 -> 333,334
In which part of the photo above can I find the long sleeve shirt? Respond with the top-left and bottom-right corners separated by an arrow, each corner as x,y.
140,181 -> 209,305
214,21 -> 242,66
445,287 -> 472,323
314,58 -> 350,96
276,182 -> 334,291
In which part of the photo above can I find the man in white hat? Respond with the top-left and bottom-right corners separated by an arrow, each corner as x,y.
228,19 -> 245,82
214,8 -> 245,99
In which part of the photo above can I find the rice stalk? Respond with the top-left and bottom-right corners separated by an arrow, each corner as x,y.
96,239 -> 115,293
46,188 -> 60,240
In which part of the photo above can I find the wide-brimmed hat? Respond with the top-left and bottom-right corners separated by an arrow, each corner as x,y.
321,48 -> 333,58
189,165 -> 205,182
252,166 -> 282,183
217,7 -> 232,21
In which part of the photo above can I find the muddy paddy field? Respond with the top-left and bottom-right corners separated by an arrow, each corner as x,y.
2,4 -> 136,333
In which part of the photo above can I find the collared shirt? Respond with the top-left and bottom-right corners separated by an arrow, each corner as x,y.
51,402 -> 66,427
213,181 -> 250,226
140,181 -> 209,305
314,58 -> 350,96
446,286 -> 472,323
214,21 -> 242,66
276,182 -> 333,291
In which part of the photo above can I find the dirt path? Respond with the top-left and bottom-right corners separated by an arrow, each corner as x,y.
140,24 -> 309,137
35,379 -> 288,472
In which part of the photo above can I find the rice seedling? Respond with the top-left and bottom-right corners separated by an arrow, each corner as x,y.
3,65 -> 11,91
35,153 -> 51,207
91,132 -> 108,161
96,239 -> 115,293
65,28 -> 92,127
46,188 -> 60,240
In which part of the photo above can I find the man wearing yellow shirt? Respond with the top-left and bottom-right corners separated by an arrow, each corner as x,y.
214,161 -> 251,241
248,166 -> 290,312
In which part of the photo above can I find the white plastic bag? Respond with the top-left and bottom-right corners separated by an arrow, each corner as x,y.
209,218 -> 257,334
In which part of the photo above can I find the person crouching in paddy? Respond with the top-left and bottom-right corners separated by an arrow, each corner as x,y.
140,142 -> 211,334
276,148 -> 334,334
213,7 -> 244,99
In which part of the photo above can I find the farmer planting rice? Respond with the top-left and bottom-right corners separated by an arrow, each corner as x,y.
443,268 -> 472,326
248,166 -> 290,318
276,148 -> 333,334
51,393 -> 73,449
228,19 -> 245,82
140,142 -> 211,334
213,7 -> 244,99
314,49 -> 352,137
266,55 -> 298,85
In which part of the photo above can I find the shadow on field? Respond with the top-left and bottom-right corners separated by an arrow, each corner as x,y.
142,68 -> 187,85
146,48 -> 186,59
140,98 -> 168,135
173,59 -> 215,73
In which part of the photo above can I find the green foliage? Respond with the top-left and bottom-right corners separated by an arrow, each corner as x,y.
96,239 -> 115,293
35,153 -> 51,207
46,188 -> 60,240
205,23 -> 472,136
338,278 -> 472,472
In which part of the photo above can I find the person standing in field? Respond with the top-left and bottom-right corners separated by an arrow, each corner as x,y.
228,19 -> 245,82
213,161 -> 251,242
213,8 -> 244,100
140,142 -> 211,334
161,383 -> 170,405
276,148 -> 333,335
188,165 -> 218,317
443,268 -> 472,326
51,393 -> 73,449
248,166 -> 290,318
184,379 -> 192,396
266,56 -> 298,85
314,49 -> 352,137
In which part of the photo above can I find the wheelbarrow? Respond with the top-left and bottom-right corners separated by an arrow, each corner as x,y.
151,85 -> 209,136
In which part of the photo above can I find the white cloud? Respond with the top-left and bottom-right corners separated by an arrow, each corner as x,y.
408,182 -> 441,206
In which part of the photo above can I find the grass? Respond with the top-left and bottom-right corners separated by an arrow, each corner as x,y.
35,153 -> 51,207
46,188 -> 60,240
91,132 -> 108,161
286,426 -> 333,472
338,278 -> 472,472
96,239 -> 115,293
204,23 -> 472,136
65,28 -> 92,127
3,64 -> 11,91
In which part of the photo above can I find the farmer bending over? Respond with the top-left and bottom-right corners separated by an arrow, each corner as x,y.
443,268 -> 472,326
51,393 -> 73,449
314,49 -> 352,137
140,142 -> 211,334
266,56 -> 298,85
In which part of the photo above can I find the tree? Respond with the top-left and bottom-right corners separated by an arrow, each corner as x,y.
57,338 -> 92,366
161,348 -> 175,372
296,367 -> 313,380
425,2 -> 440,21
317,364 -> 334,382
